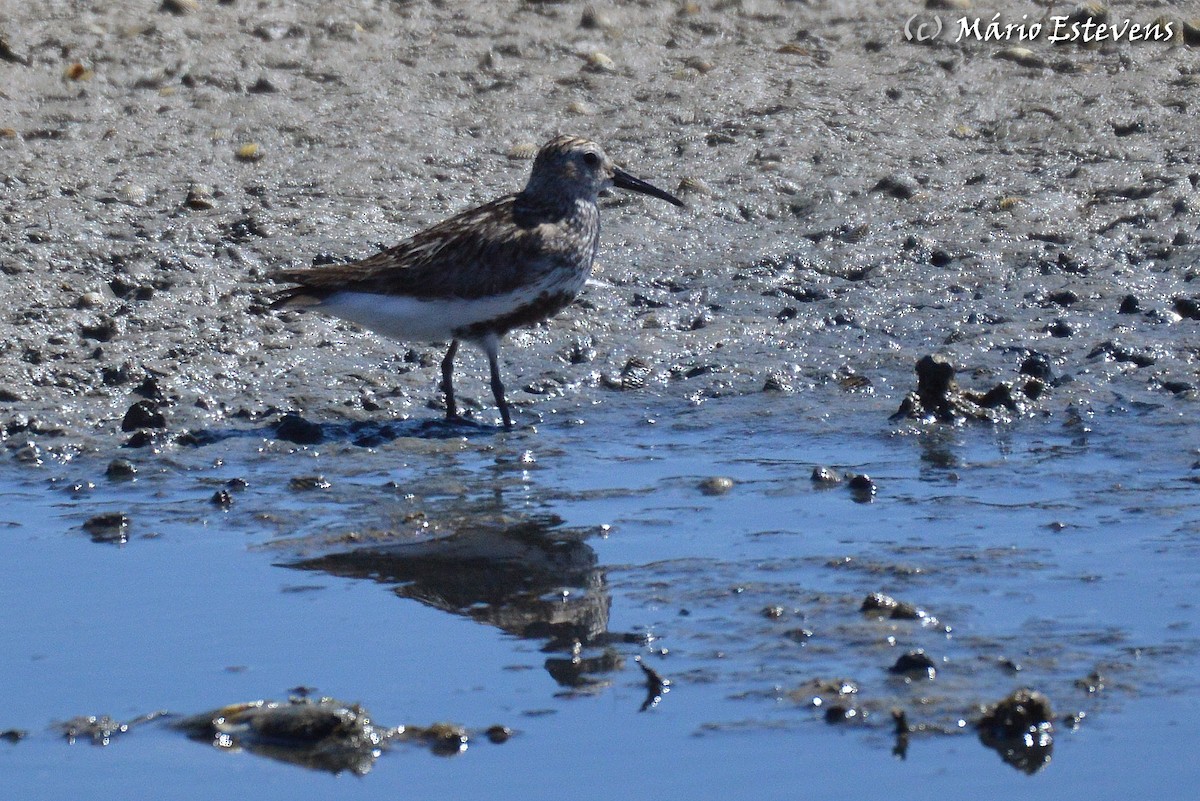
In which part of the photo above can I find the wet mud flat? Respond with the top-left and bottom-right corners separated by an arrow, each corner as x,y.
1,0 -> 1199,798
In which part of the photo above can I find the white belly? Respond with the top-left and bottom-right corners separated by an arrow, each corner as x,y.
317,273 -> 582,343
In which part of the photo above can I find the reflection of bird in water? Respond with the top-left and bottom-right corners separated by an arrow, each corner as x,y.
289,516 -> 613,653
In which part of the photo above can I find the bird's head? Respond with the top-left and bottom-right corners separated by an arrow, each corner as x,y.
523,135 -> 684,208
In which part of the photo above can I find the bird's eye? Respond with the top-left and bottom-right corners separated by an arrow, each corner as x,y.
581,151 -> 600,168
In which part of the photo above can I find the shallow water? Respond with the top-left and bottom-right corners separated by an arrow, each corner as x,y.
2,389 -> 1197,799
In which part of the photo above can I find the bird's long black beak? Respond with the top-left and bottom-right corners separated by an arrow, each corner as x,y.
612,167 -> 686,207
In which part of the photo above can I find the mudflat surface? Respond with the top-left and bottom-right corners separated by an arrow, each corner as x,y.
2,0 -> 1198,441
1,1 -> 1199,798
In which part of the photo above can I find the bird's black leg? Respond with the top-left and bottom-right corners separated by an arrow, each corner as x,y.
441,339 -> 460,421
482,334 -> 512,430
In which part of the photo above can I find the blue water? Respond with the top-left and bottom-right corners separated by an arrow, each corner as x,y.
1,392 -> 1197,799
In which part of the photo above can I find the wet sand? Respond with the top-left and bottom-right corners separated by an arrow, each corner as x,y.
2,0 -> 1197,446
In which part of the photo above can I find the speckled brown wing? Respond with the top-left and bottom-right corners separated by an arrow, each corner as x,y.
270,194 -> 584,305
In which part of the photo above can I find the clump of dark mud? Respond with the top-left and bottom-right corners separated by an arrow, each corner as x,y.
976,688 -> 1055,774
891,355 -> 1045,423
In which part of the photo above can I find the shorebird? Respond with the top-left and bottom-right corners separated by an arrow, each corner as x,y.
271,135 -> 684,429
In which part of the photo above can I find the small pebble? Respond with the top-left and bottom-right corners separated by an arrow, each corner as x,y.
1045,289 -> 1079,307
160,0 -> 199,13
184,184 -> 216,210
485,725 -> 512,744
699,476 -> 735,495
811,466 -> 842,485
994,47 -> 1045,69
584,51 -> 616,73
76,292 -> 105,309
64,63 -> 93,81
506,142 -> 538,160
235,143 -> 263,162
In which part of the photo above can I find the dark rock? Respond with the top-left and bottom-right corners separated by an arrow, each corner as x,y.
247,77 -> 278,93
977,383 -> 1018,410
784,628 -> 813,643
1022,378 -> 1046,400
823,705 -> 860,724
289,475 -> 331,491
227,216 -> 271,241
105,459 -> 137,480
122,430 -> 156,449
977,688 -> 1054,775
930,249 -> 953,267
81,317 -> 120,342
1174,297 -> 1200,320
861,592 -> 899,614
861,592 -> 925,621
101,364 -> 132,386
0,33 -> 31,66
847,473 -> 876,498
211,489 -> 233,508
133,376 -> 165,401
1111,120 -> 1145,137
1117,294 -> 1140,314
276,413 -> 324,444
1088,341 -> 1156,367
871,174 -> 919,200
121,400 -> 166,431
485,725 -> 511,744
83,512 -> 130,543
762,373 -> 793,393
1044,289 -> 1079,306
1018,352 -> 1053,381
602,357 -> 653,391
1161,380 -> 1194,395
1045,319 -> 1073,338
915,354 -> 955,401
888,649 -> 936,679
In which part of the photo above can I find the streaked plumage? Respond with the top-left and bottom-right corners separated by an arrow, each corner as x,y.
271,135 -> 684,430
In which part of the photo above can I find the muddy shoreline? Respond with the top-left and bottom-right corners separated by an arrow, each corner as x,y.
2,0 -> 1197,457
